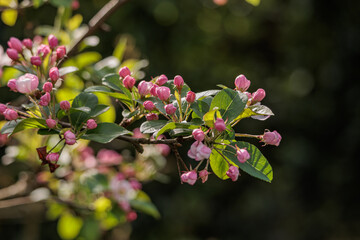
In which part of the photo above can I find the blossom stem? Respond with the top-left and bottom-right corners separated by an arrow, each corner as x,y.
235,133 -> 261,139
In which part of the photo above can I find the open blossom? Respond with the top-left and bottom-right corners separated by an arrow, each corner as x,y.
261,130 -> 281,146
56,46 -> 66,59
164,104 -> 176,115
234,74 -> 250,92
110,177 -> 136,203
156,86 -> 171,101
146,113 -> 158,121
138,81 -> 151,96
46,153 -> 60,163
226,165 -> 239,181
86,119 -> 97,129
46,118 -> 57,129
192,129 -> 205,142
39,92 -> 51,106
3,109 -> 18,120
64,130 -> 76,145
156,74 -> 168,86
236,147 -> 250,163
60,100 -> 71,110
186,91 -> 196,103
187,141 -> 211,161
174,75 -> 184,89
6,48 -> 19,60
123,75 -> 136,89
119,66 -> 131,78
214,118 -> 226,132
251,88 -> 266,104
7,79 -> 17,92
199,169 -> 209,183
48,34 -> 58,49
181,170 -> 198,185
16,74 -> 39,94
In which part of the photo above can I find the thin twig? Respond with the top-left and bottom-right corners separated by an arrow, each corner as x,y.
170,143 -> 189,171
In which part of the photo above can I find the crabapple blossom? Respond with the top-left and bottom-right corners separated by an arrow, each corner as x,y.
7,79 -> 17,92
236,147 -> 250,163
214,118 -> 226,132
186,91 -> 196,103
37,44 -> 50,57
234,74 -> 250,92
64,130 -> 76,145
56,46 -> 66,59
0,104 -> 7,114
138,81 -> 151,96
31,56 -> 42,66
156,86 -> 171,101
181,170 -> 198,185
251,88 -> 266,104
60,100 -> 71,110
261,130 -> 282,146
146,113 -> 159,121
3,109 -> 18,120
164,104 -> 176,115
192,129 -> 205,142
39,92 -> 51,106
143,100 -> 155,111
6,48 -> 18,60
174,75 -> 184,89
22,38 -> 33,49
49,67 -> 59,82
46,118 -> 57,128
123,76 -> 136,90
46,153 -> 60,163
8,37 -> 23,52
16,74 -> 39,94
199,169 -> 209,183
156,74 -> 168,86
43,82 -> 53,92
226,165 -> 239,181
119,66 -> 131,78
187,141 -> 211,161
48,34 -> 58,49
86,119 -> 97,129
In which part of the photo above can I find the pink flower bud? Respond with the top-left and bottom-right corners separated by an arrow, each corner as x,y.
251,88 -> 266,104
261,130 -> 281,146
129,179 -> 142,190
146,113 -> 159,121
156,86 -> 171,101
244,91 -> 252,99
156,144 -> 171,156
7,79 -> 17,92
37,44 -> 51,57
43,82 -> 53,92
174,75 -> 184,89
46,118 -> 57,128
6,48 -> 19,60
236,147 -> 250,163
192,129 -> 205,142
138,81 -> 151,96
86,119 -> 97,129
22,38 -> 33,49
97,149 -> 122,165
72,0 -> 80,10
150,84 -> 158,97
46,152 -> 60,163
188,141 -> 211,161
56,46 -> 66,59
143,100 -> 155,111
126,211 -> 137,222
156,74 -> 168,86
119,66 -> 131,78
49,67 -> 59,82
164,104 -> 176,115
30,56 -> 42,66
234,74 -> 250,92
123,75 -> 136,90
214,118 -> 226,132
48,34 -> 58,49
64,130 -> 76,145
199,169 -> 209,183
0,104 -> 7,114
181,170 -> 198,185
226,165 -> 239,181
60,100 -> 71,110
3,109 -> 18,120
186,91 -> 196,103
8,37 -> 23,53
39,92 -> 51,106
16,74 -> 39,94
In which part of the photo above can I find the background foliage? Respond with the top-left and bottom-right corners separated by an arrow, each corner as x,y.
1,0 -> 360,239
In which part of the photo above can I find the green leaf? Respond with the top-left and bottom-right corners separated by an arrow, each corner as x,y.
210,88 -> 248,123
49,0 -> 72,7
113,37 -> 127,61
209,149 -> 230,180
101,73 -> 132,99
191,100 -> 210,119
1,120 -> 21,135
1,9 -> 17,26
130,196 -> 160,219
195,90 -> 219,100
58,66 -> 78,76
85,86 -> 132,107
81,122 -> 132,144
38,129 -> 59,135
233,105 -> 274,122
140,120 -> 168,134
122,109 -> 139,118
57,212 -> 83,240
203,109 -> 221,128
156,122 -> 200,138
70,93 -> 98,130
2,118 -> 47,136
90,104 -> 110,117
223,141 -> 273,182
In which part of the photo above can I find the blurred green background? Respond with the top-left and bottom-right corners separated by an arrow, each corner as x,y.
1,0 -> 360,239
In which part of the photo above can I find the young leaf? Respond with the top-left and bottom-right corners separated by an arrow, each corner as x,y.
130,199 -> 160,219
2,119 -> 47,136
195,90 -> 219,100
81,123 -> 132,144
140,120 -> 168,134
59,66 -> 79,76
156,122 -> 200,138
70,93 -> 98,129
101,73 -> 132,100
223,141 -> 273,182
191,100 -> 210,119
209,149 -> 230,180
85,86 -> 133,107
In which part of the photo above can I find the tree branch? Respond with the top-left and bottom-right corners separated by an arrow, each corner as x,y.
66,0 -> 131,57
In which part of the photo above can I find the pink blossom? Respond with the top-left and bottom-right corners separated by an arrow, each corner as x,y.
64,130 -> 76,145
156,86 -> 171,101
49,67 -> 59,82
7,79 -> 17,92
6,48 -> 19,60
31,56 -> 42,66
123,75 -> 136,90
97,149 -> 122,165
110,178 -> 136,202
48,34 -> 58,49
56,46 -> 66,59
146,113 -> 159,121
119,66 -> 131,78
251,88 -> 266,104
150,84 -> 158,97
22,38 -> 33,49
174,75 -> 184,89
37,44 -> 50,57
39,92 -> 51,106
86,119 -> 97,129
192,129 -> 205,142
129,179 -> 142,190
138,80 -> 151,96
143,100 -> 155,111
186,91 -> 196,103
0,104 -> 7,114
164,104 -> 176,115
261,130 -> 281,146
71,0 -> 80,10
226,165 -> 239,181
16,74 -> 39,94
156,74 -> 168,86
133,128 -> 144,138
187,141 -> 211,161
43,82 -> 53,92
236,147 -> 250,163
156,144 -> 171,156
3,109 -> 18,120
8,37 -> 23,52
60,100 -> 71,110
234,74 -> 250,92
46,118 -> 57,128
181,170 -> 198,185
214,118 -> 226,132
126,211 -> 137,222
199,169 -> 209,183
46,153 -> 60,163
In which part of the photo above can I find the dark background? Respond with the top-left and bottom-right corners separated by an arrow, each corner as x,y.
1,0 -> 360,239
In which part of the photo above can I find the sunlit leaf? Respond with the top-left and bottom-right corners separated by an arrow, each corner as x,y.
1,9 -> 17,26
57,212 -> 83,240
